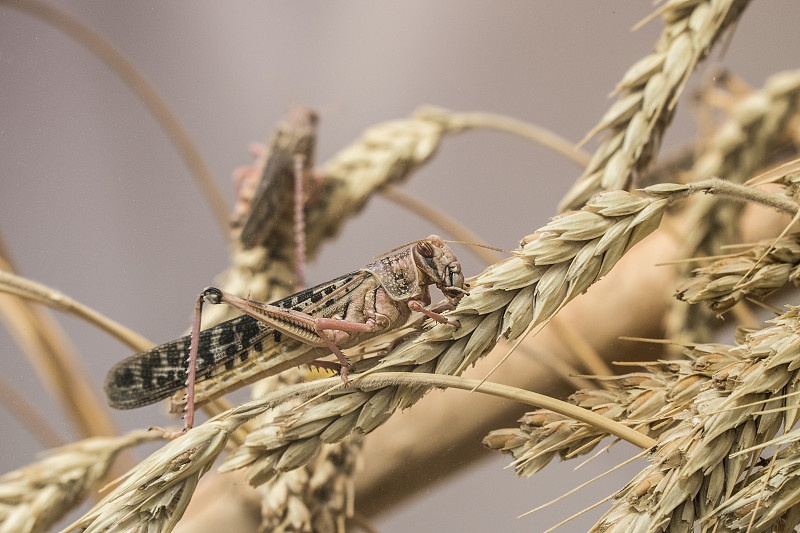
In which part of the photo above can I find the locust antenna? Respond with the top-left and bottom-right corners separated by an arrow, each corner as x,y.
374,238 -> 426,258
443,240 -> 513,255
377,238 -> 513,259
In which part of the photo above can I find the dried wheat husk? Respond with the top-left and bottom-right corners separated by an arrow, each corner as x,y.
483,343 -> 742,477
677,232 -> 800,314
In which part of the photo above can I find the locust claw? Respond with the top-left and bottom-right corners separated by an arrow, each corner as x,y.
445,318 -> 461,328
339,364 -> 351,385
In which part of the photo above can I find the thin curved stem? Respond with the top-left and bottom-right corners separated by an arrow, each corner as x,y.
646,178 -> 800,215
221,372 -> 657,451
0,236 -> 119,439
0,270 -> 153,352
381,185 -> 503,265
427,109 -> 591,168
2,0 -> 231,237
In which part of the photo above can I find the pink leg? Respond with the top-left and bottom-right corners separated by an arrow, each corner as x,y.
313,317 -> 380,382
408,299 -> 459,326
293,154 -> 306,292
199,288 -> 382,384
159,291 -> 205,438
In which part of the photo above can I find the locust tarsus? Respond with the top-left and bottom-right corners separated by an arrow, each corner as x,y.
105,235 -> 467,437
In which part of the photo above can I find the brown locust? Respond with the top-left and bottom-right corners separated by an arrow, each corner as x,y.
104,235 -> 467,434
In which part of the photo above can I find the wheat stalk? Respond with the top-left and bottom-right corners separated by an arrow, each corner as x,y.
483,357 -> 693,477
193,108 -> 457,531
7,4 -> 800,532
212,190 -> 669,486
0,242 -> 117,440
150,181 -> 791,532
0,269 -> 152,352
3,102 -> 604,532
55,186 -> 667,532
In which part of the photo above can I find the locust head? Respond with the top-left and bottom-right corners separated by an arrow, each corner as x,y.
413,235 -> 467,306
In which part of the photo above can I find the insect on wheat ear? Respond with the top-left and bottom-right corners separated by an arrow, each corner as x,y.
104,235 -> 468,437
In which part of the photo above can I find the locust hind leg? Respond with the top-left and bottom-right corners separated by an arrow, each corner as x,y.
158,290 -> 206,438
292,153 -> 307,292
312,316 -> 383,382
306,359 -> 345,376
199,287 -> 380,384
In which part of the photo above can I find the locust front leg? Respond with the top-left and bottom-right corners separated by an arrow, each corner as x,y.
408,285 -> 460,326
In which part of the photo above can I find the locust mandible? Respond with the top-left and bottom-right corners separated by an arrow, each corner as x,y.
104,235 -> 467,434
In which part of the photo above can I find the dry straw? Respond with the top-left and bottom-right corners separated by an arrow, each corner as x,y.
2,100 -> 596,532
211,189 -> 668,487
51,175 -> 800,532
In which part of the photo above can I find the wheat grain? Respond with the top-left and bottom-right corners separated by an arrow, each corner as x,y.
235,371 -> 362,533
676,232 -> 800,314
62,421 -> 235,533
706,443 -> 800,532
482,343 -> 741,478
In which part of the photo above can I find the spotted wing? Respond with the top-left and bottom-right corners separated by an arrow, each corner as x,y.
104,271 -> 365,409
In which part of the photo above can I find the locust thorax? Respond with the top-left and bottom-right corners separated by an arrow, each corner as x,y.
413,235 -> 467,306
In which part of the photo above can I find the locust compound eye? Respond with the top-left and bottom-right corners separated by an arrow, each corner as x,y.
417,241 -> 434,258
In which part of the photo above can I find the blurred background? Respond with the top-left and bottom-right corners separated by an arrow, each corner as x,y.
2,2 -> 800,531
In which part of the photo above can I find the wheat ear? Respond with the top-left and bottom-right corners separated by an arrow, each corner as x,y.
666,69 -> 800,344
0,430 -> 158,533
560,0 -> 751,212
588,306 -> 800,532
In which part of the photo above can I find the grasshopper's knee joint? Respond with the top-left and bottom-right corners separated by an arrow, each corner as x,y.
202,287 -> 223,304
